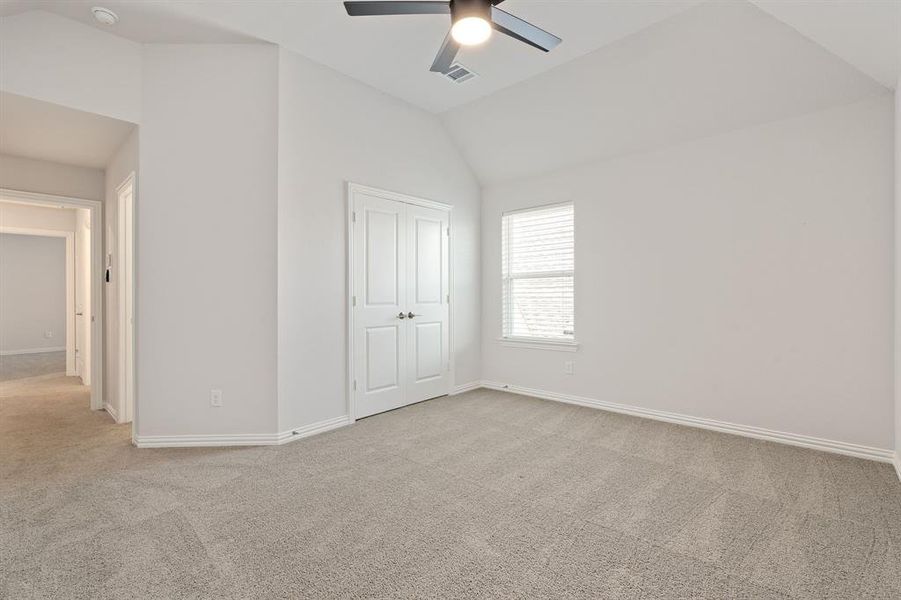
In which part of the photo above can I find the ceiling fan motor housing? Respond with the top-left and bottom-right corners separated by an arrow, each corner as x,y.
450,0 -> 491,23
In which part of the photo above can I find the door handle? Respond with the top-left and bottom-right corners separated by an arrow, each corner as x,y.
407,312 -> 417,319
397,312 -> 406,320
76,312 -> 84,316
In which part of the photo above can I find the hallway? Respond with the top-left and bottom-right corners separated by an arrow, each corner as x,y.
0,372 -> 128,484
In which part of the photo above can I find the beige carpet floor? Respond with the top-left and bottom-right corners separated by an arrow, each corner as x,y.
2,376 -> 900,599
0,351 -> 66,382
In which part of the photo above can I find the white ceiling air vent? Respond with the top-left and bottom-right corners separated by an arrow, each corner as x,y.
443,63 -> 477,84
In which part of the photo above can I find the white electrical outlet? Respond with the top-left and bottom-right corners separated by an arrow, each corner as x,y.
210,389 -> 223,407
564,361 -> 574,375
44,330 -> 53,339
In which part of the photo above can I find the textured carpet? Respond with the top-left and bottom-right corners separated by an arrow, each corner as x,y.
2,377 -> 900,599
0,351 -> 66,382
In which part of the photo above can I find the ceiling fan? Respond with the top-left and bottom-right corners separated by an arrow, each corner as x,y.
343,0 -> 562,74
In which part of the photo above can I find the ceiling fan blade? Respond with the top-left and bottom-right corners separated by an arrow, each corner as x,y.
430,30 -> 460,73
344,1 -> 450,16
490,6 -> 561,52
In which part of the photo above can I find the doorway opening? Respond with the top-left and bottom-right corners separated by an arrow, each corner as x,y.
0,92 -> 138,447
0,192 -> 104,410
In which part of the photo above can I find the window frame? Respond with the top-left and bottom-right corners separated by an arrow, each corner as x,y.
500,201 -> 578,352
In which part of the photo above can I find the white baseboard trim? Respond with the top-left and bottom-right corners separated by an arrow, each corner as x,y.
893,453 -> 901,482
276,415 -> 352,445
0,346 -> 65,356
133,415 -> 351,449
480,381 -> 895,464
451,381 -> 482,395
103,402 -> 120,423
134,432 -> 281,448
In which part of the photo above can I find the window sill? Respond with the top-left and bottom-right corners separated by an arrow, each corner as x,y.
497,337 -> 579,352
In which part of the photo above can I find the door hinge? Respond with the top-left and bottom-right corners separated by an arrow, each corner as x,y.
352,211 -> 356,223
353,380 -> 357,391
446,227 -> 450,236
446,294 -> 450,303
352,295 -> 356,307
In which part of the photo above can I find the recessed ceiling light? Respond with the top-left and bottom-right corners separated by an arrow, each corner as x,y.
91,6 -> 118,26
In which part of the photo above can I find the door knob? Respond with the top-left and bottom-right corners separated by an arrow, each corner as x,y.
407,312 -> 417,319
397,312 -> 406,319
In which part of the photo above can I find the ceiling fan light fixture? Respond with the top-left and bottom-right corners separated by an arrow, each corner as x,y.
451,16 -> 491,46
343,0 -> 563,73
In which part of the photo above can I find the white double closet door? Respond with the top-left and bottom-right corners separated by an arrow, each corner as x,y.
353,191 -> 450,419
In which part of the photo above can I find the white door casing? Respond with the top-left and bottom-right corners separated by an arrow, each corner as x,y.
350,184 -> 451,420
117,173 -> 136,424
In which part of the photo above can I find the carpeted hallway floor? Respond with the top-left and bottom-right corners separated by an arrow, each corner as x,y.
0,351 -> 66,382
2,376 -> 900,599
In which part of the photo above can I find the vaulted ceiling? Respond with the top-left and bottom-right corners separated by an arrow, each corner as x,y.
751,0 -> 899,89
441,0 -> 891,184
2,1 -> 897,114
169,0 -> 707,114
1,0 -> 896,183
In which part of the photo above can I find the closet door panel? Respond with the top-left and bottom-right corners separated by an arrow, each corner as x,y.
353,193 -> 407,418
405,205 -> 450,403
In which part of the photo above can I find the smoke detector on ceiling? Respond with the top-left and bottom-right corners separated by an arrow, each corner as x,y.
91,6 -> 119,26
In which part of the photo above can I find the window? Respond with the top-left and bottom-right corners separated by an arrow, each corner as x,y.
502,203 -> 575,345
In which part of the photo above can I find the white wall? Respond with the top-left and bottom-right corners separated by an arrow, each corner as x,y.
0,201 -> 78,366
138,44 -> 279,437
104,130 -> 138,417
482,96 -> 894,450
0,11 -> 141,123
0,233 -> 67,354
0,154 -> 104,201
276,49 -> 481,431
895,82 -> 900,461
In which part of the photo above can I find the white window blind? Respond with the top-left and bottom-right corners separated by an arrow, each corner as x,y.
502,203 -> 574,341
